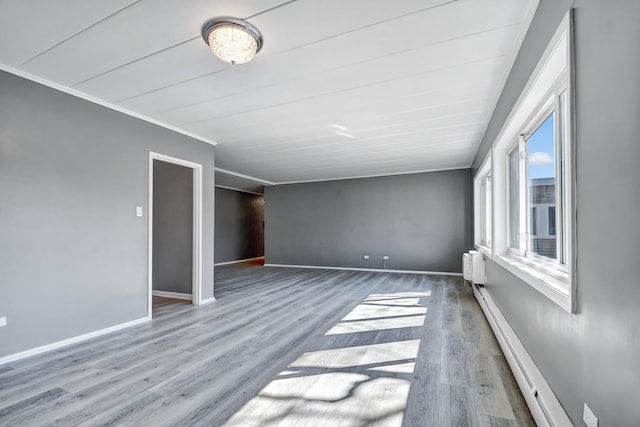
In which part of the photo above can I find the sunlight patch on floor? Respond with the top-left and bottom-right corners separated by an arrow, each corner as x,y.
224,375 -> 410,427
326,314 -> 426,335
366,361 -> 416,374
290,339 -> 421,370
327,291 -> 430,334
364,291 -> 431,301
223,291 -> 430,427
341,304 -> 426,321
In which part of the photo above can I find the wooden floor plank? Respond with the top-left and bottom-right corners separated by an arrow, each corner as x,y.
470,354 -> 516,420
0,265 -> 533,427
437,383 -> 475,427
492,354 -> 537,427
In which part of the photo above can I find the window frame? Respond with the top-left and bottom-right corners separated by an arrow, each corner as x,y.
474,154 -> 492,256
506,142 -> 524,256
473,11 -> 575,313
518,91 -> 568,272
482,173 -> 493,248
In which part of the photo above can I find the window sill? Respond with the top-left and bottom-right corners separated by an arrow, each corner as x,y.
494,254 -> 572,313
475,245 -> 493,259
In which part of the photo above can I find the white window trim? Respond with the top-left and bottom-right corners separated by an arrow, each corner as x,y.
520,91 -> 568,274
483,173 -> 493,248
474,11 -> 576,313
474,153 -> 493,258
506,144 -> 521,256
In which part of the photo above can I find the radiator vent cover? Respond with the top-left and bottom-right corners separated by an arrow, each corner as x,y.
463,251 -> 485,285
463,253 -> 473,281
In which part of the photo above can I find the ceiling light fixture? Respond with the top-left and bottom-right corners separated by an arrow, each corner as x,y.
201,17 -> 263,65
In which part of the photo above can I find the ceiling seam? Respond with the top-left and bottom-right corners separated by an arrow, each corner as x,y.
273,165 -> 470,186
175,55 -> 508,127
216,108 -> 489,142
230,138 -> 481,154
70,37 -> 198,88
115,0 -> 462,104
70,0 -> 298,88
17,0 -> 142,68
218,120 -> 486,149
269,159 -> 468,173
245,146 -> 478,164
244,0 -> 301,20
116,67 -> 227,103
229,136 -> 483,155
271,0 -> 461,55
210,98 -> 492,136
146,23 -> 519,118
43,1 -> 299,92
112,3 -> 304,103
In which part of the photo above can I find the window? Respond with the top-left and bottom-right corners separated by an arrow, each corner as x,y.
482,174 -> 492,248
474,155 -> 492,253
527,112 -> 557,260
501,86 -> 570,295
474,11 -> 575,312
507,95 -> 567,265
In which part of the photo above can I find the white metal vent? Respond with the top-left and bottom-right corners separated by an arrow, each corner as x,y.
463,253 -> 473,281
463,251 -> 485,285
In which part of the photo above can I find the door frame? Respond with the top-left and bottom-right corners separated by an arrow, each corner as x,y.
148,151 -> 203,318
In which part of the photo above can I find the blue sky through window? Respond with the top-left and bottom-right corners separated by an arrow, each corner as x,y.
528,113 -> 555,179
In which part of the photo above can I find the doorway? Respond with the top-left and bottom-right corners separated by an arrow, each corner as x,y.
148,152 -> 203,318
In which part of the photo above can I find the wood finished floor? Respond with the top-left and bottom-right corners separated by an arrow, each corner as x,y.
0,264 -> 535,427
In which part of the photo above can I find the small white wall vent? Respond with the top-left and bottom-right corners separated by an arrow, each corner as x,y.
463,253 -> 473,281
463,251 -> 485,285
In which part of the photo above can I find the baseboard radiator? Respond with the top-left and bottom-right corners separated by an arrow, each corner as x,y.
472,283 -> 573,427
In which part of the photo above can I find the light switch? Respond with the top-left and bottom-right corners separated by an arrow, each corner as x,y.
583,403 -> 598,427
136,207 -> 143,217
0,317 -> 6,327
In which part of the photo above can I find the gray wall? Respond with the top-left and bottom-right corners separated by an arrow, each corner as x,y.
215,187 -> 264,263
0,71 -> 215,358
471,1 -> 640,425
265,169 -> 472,272
153,160 -> 193,295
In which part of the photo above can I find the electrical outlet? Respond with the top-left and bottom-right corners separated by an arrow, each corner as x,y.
0,317 -> 6,327
363,255 -> 370,260
583,403 -> 598,427
383,255 -> 389,260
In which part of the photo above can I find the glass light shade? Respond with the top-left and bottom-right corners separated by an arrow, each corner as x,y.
207,25 -> 258,65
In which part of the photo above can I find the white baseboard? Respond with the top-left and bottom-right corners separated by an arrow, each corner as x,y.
264,263 -> 462,276
0,317 -> 150,366
152,290 -> 192,300
472,283 -> 572,427
199,297 -> 217,305
214,256 -> 264,266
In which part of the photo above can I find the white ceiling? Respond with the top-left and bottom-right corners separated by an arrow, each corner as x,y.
0,0 -> 537,184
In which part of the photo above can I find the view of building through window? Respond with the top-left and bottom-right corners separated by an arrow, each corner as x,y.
527,113 -> 556,259
508,148 -> 519,250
